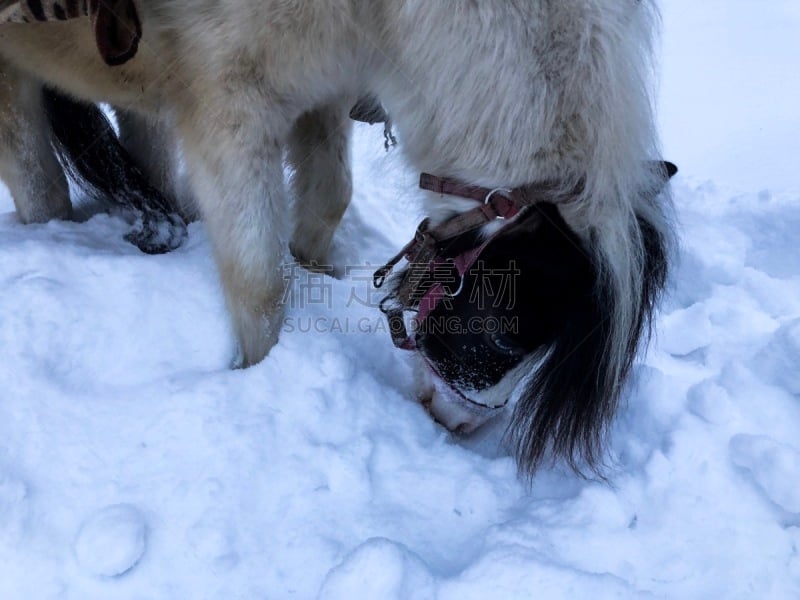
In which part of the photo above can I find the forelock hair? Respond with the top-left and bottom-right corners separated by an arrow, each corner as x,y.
505,1 -> 673,477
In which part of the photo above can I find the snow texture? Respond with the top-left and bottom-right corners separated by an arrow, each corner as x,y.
1,2 -> 800,598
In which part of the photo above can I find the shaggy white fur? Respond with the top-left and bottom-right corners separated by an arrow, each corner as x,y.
0,0 -> 671,474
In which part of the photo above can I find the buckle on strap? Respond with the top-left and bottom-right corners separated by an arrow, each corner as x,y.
483,188 -> 517,221
373,219 -> 433,288
485,188 -> 512,204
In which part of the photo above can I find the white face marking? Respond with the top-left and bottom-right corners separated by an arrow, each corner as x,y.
414,354 -> 530,434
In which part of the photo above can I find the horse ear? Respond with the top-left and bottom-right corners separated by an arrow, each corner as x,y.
641,160 -> 677,198
662,161 -> 678,179
92,0 -> 142,66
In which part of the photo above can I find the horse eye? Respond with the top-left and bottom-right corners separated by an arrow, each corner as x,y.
485,331 -> 525,357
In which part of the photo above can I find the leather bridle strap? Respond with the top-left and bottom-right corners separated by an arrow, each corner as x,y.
419,173 -> 522,221
418,172 -> 564,217
374,173 -> 553,351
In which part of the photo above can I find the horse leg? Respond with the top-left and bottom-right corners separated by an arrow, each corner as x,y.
179,100 -> 290,367
116,108 -> 197,221
287,99 -> 353,271
0,62 -> 71,223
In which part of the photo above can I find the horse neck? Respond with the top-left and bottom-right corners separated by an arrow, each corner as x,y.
367,0 -> 658,213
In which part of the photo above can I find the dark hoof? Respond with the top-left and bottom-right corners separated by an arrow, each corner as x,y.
124,211 -> 188,254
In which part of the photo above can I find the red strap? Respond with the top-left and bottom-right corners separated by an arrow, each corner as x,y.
419,173 -> 491,203
377,172 -> 548,351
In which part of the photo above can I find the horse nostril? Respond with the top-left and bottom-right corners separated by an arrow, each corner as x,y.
424,390 -> 489,435
453,422 -> 478,436
420,396 -> 433,413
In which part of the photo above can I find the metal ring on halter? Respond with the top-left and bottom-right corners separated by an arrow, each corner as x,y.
445,259 -> 466,298
484,187 -> 512,220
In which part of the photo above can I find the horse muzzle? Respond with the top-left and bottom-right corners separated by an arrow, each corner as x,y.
417,359 -> 506,435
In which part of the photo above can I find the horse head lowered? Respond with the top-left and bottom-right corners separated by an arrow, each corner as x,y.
376,162 -> 676,475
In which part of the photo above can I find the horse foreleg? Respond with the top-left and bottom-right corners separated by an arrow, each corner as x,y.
181,104 -> 290,367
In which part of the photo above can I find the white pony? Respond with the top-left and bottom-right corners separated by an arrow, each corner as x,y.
0,0 -> 673,476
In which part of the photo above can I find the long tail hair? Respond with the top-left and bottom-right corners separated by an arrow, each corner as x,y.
42,88 -> 186,254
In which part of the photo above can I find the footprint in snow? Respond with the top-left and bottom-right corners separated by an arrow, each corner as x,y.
73,504 -> 147,577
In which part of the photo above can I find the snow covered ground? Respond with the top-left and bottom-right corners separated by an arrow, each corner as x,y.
1,2 -> 799,598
